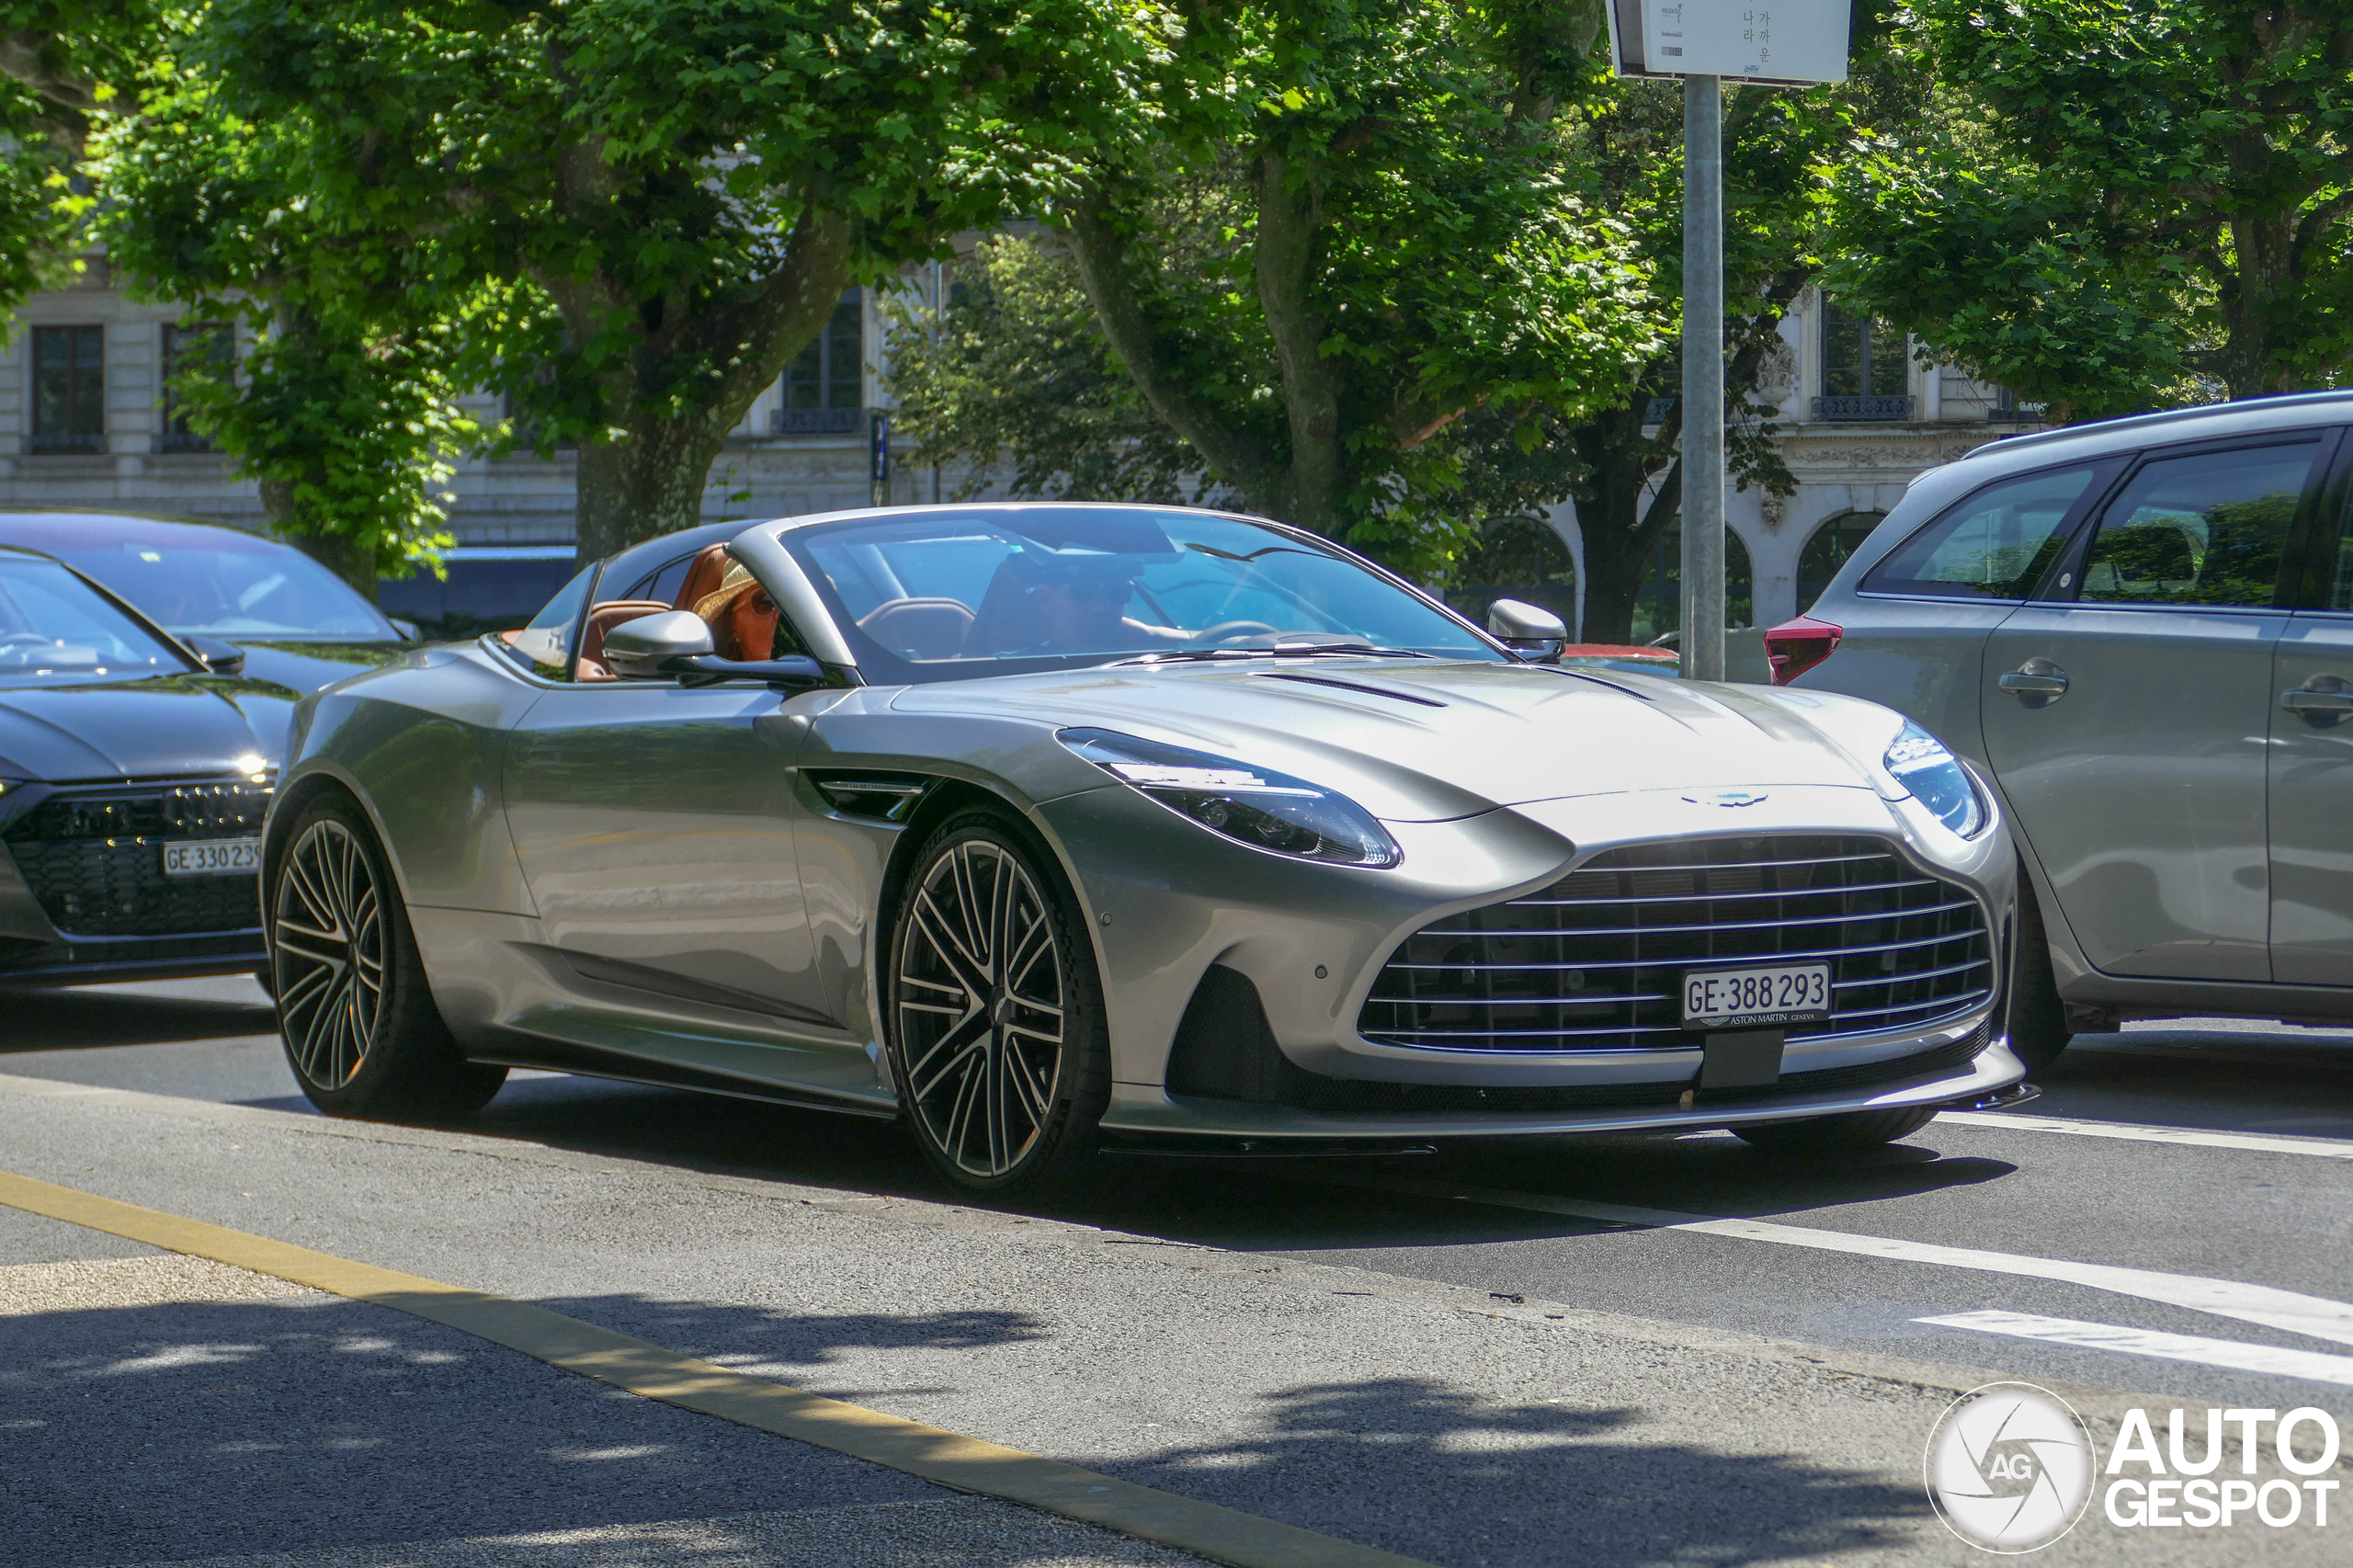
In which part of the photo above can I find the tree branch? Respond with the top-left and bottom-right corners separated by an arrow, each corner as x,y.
1060,193 -> 1290,509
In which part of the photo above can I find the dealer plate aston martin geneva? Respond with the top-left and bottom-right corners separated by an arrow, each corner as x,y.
261,504 -> 2031,1193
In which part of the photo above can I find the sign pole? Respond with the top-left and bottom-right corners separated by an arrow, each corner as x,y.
1679,73 -> 1725,684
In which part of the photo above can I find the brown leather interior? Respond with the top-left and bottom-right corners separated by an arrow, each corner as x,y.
574,599 -> 672,682
673,544 -> 733,613
857,597 -> 976,662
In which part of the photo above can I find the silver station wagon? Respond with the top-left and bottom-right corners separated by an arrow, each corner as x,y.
1776,392 -> 2353,1066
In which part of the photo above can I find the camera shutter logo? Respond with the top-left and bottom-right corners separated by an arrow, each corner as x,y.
1924,1382 -> 2096,1552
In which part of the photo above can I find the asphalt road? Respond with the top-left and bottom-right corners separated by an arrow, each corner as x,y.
5,975 -> 2351,1566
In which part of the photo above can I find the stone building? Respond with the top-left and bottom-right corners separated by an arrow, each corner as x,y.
0,262 -> 2037,636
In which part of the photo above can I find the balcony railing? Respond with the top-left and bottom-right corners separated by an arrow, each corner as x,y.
1987,403 -> 2048,424
27,429 -> 106,455
774,406 -> 865,436
1643,396 -> 1677,424
157,428 -> 215,453
1813,394 -> 1915,423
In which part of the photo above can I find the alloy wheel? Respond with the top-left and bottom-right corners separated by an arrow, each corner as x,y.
272,818 -> 386,1090
897,837 -> 1066,1178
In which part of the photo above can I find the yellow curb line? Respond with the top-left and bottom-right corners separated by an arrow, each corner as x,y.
0,1168 -> 1430,1568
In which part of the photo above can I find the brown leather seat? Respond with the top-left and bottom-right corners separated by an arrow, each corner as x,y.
574,599 -> 672,682
673,544 -> 733,613
858,597 -> 976,662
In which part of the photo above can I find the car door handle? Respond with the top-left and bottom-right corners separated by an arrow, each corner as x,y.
2281,685 -> 2353,714
1998,668 -> 2069,697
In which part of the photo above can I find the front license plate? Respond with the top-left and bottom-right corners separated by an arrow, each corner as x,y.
1682,961 -> 1832,1030
162,837 -> 261,877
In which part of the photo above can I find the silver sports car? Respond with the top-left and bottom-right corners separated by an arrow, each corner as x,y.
264,504 -> 2030,1193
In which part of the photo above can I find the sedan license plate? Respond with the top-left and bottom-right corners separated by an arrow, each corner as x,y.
1681,961 -> 1831,1030
162,837 -> 261,877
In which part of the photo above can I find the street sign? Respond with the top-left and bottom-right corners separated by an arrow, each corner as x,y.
1608,0 -> 1849,86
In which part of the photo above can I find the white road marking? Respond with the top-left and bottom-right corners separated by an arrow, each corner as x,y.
1919,1310 -> 2353,1389
1938,1110 -> 2353,1161
1359,1176 -> 2353,1350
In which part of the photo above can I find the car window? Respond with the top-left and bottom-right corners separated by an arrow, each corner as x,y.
49,535 -> 398,640
2078,441 -> 2318,608
616,551 -> 698,607
500,564 -> 595,676
1863,466 -> 2101,600
784,509 -> 1500,682
0,555 -> 189,677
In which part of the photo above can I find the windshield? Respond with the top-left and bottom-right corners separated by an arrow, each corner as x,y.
784,508 -> 1502,682
45,533 -> 399,640
0,556 -> 192,678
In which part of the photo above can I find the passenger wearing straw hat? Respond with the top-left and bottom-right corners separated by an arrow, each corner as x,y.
693,562 -> 783,660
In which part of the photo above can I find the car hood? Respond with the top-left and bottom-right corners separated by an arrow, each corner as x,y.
0,675 -> 285,782
228,640 -> 412,696
890,658 -> 1882,821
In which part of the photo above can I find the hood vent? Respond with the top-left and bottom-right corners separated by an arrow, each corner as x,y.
1252,672 -> 1446,709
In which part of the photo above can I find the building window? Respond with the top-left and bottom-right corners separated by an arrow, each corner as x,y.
160,323 -> 231,452
776,290 -> 863,434
31,325 -> 105,453
1797,510 -> 1887,613
1814,301 -> 1912,422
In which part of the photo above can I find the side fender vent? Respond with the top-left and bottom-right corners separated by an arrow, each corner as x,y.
810,773 -> 929,823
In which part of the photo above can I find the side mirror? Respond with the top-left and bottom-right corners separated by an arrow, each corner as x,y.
602,610 -> 826,690
603,611 -> 716,679
388,618 -> 423,642
182,634 -> 247,678
1486,598 -> 1568,663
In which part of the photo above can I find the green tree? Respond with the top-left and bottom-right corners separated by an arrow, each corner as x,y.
887,234 -> 1212,507
1828,2 -> 2353,419
105,0 -> 1168,566
1042,0 -> 1666,579
0,5 -> 165,318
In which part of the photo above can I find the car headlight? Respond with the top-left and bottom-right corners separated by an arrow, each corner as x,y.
1058,728 -> 1401,868
1883,721 -> 1985,838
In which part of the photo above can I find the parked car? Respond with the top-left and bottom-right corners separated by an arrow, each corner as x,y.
0,512 -> 415,699
261,503 -> 2027,1191
1770,390 -> 2353,1066
0,545 -> 278,985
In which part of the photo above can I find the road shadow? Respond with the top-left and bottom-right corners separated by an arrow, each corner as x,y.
0,985 -> 276,1054
3,1290 -> 1925,1568
0,1291 -> 1053,1568
2028,1028 -> 2353,1139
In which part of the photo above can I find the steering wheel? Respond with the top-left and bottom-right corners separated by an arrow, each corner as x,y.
0,633 -> 49,650
1201,619 -> 1281,645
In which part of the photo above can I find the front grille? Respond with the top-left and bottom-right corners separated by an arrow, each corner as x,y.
1358,835 -> 1994,1053
2,782 -> 270,937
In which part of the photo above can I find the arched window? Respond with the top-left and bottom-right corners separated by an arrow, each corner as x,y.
1798,510 -> 1886,613
1631,528 -> 1754,644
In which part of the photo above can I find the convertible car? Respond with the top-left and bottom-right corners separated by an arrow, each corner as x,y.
264,504 -> 2031,1192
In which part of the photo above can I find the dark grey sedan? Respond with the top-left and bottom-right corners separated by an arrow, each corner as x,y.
0,546 -> 280,984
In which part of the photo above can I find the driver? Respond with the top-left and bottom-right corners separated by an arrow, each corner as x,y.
1001,551 -> 1190,655
692,562 -> 782,661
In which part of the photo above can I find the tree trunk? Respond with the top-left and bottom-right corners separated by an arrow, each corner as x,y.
574,416 -> 736,563
261,474 -> 379,598
1565,409 -> 1681,644
2218,210 -> 2299,400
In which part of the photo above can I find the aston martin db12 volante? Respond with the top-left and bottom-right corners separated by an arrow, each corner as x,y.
263,505 -> 2031,1192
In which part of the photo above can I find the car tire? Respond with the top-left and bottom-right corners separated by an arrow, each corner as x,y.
1732,1105 -> 1938,1153
886,808 -> 1111,1198
267,792 -> 506,1119
2007,861 -> 2073,1072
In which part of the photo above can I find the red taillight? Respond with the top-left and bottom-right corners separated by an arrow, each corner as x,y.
1763,615 -> 1842,686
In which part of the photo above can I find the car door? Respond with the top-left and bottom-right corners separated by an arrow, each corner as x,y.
2268,437 -> 2353,985
500,608 -> 840,1040
1982,433 -> 2333,982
